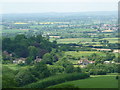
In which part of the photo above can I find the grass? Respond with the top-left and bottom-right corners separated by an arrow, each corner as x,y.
50,37 -> 119,44
2,29 -> 29,34
56,38 -> 93,44
65,51 -> 106,58
48,75 -> 118,88
100,38 -> 119,43
2,64 -> 31,71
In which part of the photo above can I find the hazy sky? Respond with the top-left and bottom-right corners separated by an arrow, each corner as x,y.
0,0 -> 119,14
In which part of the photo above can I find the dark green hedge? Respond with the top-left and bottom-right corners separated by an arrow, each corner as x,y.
23,73 -> 90,88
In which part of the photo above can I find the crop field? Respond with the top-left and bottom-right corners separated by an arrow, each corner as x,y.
56,38 -> 94,44
48,75 -> 118,88
50,37 -> 119,44
65,51 -> 106,58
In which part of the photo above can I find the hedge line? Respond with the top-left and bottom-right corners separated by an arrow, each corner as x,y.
23,73 -> 90,88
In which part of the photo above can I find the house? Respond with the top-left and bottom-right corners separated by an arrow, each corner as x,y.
13,58 -> 26,64
104,61 -> 115,64
49,36 -> 61,39
3,51 -> 12,57
113,50 -> 120,53
78,58 -> 95,65
34,56 -> 42,63
104,61 -> 110,64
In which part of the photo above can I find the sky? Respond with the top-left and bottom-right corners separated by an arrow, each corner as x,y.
0,0 -> 119,14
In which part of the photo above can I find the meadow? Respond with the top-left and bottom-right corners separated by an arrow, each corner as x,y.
65,51 -> 106,58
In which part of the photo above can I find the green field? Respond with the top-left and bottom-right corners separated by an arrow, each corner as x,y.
50,37 -> 119,44
2,64 -> 31,71
48,75 -> 118,88
56,38 -> 94,44
100,38 -> 119,43
2,29 -> 29,34
65,51 -> 106,58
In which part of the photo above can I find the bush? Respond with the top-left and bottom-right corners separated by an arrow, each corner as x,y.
24,73 -> 90,88
2,66 -> 18,88
116,76 -> 120,80
48,84 -> 79,88
90,69 -> 107,75
15,69 -> 36,86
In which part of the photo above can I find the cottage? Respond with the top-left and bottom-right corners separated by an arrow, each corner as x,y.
13,58 -> 26,64
78,58 -> 95,65
34,56 -> 42,63
3,51 -> 12,57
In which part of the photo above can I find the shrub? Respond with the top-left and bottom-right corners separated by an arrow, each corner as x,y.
24,73 -> 90,88
90,69 -> 107,75
15,69 -> 36,86
116,75 -> 120,80
2,66 -> 18,88
48,84 -> 79,88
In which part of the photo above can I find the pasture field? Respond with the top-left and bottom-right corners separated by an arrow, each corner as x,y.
2,64 -> 31,71
50,37 -> 119,44
65,51 -> 106,58
56,38 -> 94,44
48,75 -> 118,88
2,29 -> 29,34
100,38 -> 119,43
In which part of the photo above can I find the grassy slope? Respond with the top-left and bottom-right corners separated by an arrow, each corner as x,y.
48,75 -> 118,88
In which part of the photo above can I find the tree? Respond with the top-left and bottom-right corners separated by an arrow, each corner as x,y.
31,62 -> 51,79
74,67 -> 82,73
2,66 -> 18,88
2,38 -> 12,52
65,65 -> 74,73
25,56 -> 34,65
28,46 -> 38,59
55,57 -> 72,68
14,46 -> 29,58
14,34 -> 27,42
105,53 -> 115,61
15,69 -> 36,86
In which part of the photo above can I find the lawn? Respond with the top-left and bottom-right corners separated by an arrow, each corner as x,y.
48,75 -> 118,88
